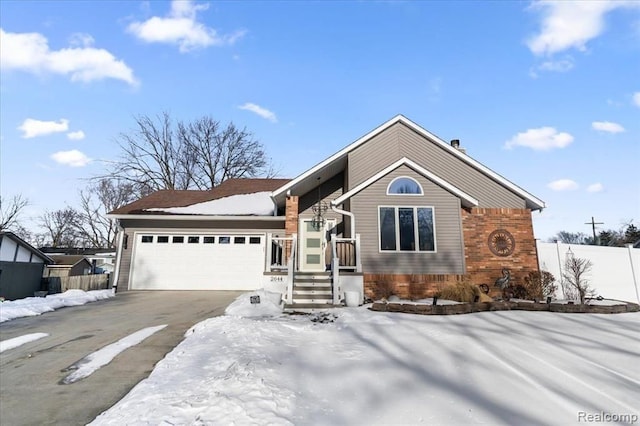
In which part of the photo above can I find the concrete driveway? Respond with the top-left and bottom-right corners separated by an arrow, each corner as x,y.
0,290 -> 242,426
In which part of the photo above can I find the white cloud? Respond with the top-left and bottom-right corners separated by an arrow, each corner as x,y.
0,28 -> 137,85
51,150 -> 92,167
548,179 -> 579,191
18,118 -> 69,138
633,92 -> 640,107
504,127 -> 574,150
238,103 -> 277,123
67,130 -> 86,140
537,58 -> 574,72
527,1 -> 640,56
592,121 -> 625,133
127,0 -> 246,52
587,183 -> 604,193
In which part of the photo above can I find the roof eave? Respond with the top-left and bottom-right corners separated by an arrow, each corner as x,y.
106,214 -> 285,221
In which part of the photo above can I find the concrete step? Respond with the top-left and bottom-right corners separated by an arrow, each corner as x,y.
293,294 -> 333,304
293,286 -> 332,294
284,302 -> 338,310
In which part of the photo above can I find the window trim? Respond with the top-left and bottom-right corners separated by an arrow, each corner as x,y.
377,205 -> 437,253
386,176 -> 423,196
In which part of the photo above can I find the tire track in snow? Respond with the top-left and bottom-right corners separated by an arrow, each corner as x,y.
469,339 -> 581,417
508,344 -> 639,414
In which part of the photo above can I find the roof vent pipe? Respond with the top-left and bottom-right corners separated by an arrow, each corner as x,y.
450,139 -> 460,148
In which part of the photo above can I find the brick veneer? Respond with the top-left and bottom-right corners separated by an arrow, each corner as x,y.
462,207 -> 539,296
285,196 -> 299,236
363,273 -> 468,299
362,207 -> 539,300
284,196 -> 299,258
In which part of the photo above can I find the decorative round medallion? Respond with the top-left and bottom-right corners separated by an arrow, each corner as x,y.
488,229 -> 515,257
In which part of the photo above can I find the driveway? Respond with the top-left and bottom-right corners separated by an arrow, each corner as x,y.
0,290 -> 241,426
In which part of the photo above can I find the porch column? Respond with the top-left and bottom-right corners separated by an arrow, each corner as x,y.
285,195 -> 299,259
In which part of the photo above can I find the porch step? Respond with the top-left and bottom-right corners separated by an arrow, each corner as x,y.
284,303 -> 338,310
293,286 -> 332,294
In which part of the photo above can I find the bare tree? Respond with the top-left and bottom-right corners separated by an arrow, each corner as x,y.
562,254 -> 594,304
40,208 -> 82,247
0,194 -> 29,232
107,112 -> 273,192
76,178 -> 139,248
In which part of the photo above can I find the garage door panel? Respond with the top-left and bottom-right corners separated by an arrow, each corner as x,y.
131,234 -> 265,290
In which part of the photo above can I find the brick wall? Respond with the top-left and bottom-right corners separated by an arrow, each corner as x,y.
363,273 -> 468,299
360,208 -> 539,300
285,196 -> 299,236
462,207 -> 538,296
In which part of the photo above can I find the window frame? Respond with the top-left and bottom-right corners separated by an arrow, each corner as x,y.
377,205 -> 437,253
386,176 -> 423,196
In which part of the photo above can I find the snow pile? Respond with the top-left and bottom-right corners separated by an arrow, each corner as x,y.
0,289 -> 115,323
92,308 -> 640,425
145,192 -> 275,216
224,289 -> 283,318
0,333 -> 49,353
63,325 -> 167,384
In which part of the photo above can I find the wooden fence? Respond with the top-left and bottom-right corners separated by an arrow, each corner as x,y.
46,274 -> 111,293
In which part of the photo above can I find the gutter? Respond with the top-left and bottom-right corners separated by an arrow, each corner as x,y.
106,214 -> 286,221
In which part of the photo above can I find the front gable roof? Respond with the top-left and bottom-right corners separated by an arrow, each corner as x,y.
333,158 -> 479,208
272,115 -> 545,210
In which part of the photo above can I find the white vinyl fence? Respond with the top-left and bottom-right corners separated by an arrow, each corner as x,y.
536,241 -> 640,304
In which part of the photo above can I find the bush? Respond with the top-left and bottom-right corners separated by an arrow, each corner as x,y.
373,275 -> 396,300
523,270 -> 557,300
437,280 -> 484,303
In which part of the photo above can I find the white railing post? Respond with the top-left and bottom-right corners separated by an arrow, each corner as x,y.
286,234 -> 296,304
332,256 -> 340,305
265,233 -> 273,272
355,234 -> 362,273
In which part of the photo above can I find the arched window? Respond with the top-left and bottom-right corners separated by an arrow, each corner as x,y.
387,177 -> 423,195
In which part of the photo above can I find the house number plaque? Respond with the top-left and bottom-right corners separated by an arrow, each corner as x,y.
488,229 -> 515,257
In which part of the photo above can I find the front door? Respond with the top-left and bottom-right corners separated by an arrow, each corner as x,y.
299,218 -> 335,272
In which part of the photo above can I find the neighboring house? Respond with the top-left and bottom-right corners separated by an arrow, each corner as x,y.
0,231 -> 53,300
44,255 -> 93,278
109,115 -> 545,307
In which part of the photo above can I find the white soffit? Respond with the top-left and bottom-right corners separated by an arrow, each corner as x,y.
332,157 -> 479,208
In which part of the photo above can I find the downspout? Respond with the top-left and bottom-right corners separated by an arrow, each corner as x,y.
270,192 -> 279,216
330,201 -> 355,238
112,220 -> 125,292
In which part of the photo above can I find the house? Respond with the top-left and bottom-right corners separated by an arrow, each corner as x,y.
108,115 -> 545,307
44,255 -> 93,278
0,231 -> 53,300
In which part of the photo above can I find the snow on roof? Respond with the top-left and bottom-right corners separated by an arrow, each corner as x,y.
144,191 -> 275,216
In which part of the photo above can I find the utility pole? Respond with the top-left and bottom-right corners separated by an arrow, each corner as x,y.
585,216 -> 604,244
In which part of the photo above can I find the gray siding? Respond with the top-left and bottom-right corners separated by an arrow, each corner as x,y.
115,219 -> 286,291
0,261 -> 46,300
348,122 -> 526,208
351,166 -> 465,274
299,172 -> 344,225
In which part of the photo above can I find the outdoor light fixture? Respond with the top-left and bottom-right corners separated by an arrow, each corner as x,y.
311,182 -> 327,231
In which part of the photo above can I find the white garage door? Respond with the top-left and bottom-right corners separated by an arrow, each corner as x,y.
130,233 -> 265,290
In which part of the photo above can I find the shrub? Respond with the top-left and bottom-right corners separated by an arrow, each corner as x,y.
373,275 -> 396,300
523,270 -> 558,300
437,280 -> 482,303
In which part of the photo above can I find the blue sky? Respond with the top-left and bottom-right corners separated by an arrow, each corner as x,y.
1,0 -> 639,241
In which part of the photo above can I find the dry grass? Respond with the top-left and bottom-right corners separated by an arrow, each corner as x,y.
436,280 -> 490,303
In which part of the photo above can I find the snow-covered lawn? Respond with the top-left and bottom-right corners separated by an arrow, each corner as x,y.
92,293 -> 640,425
0,289 -> 115,323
